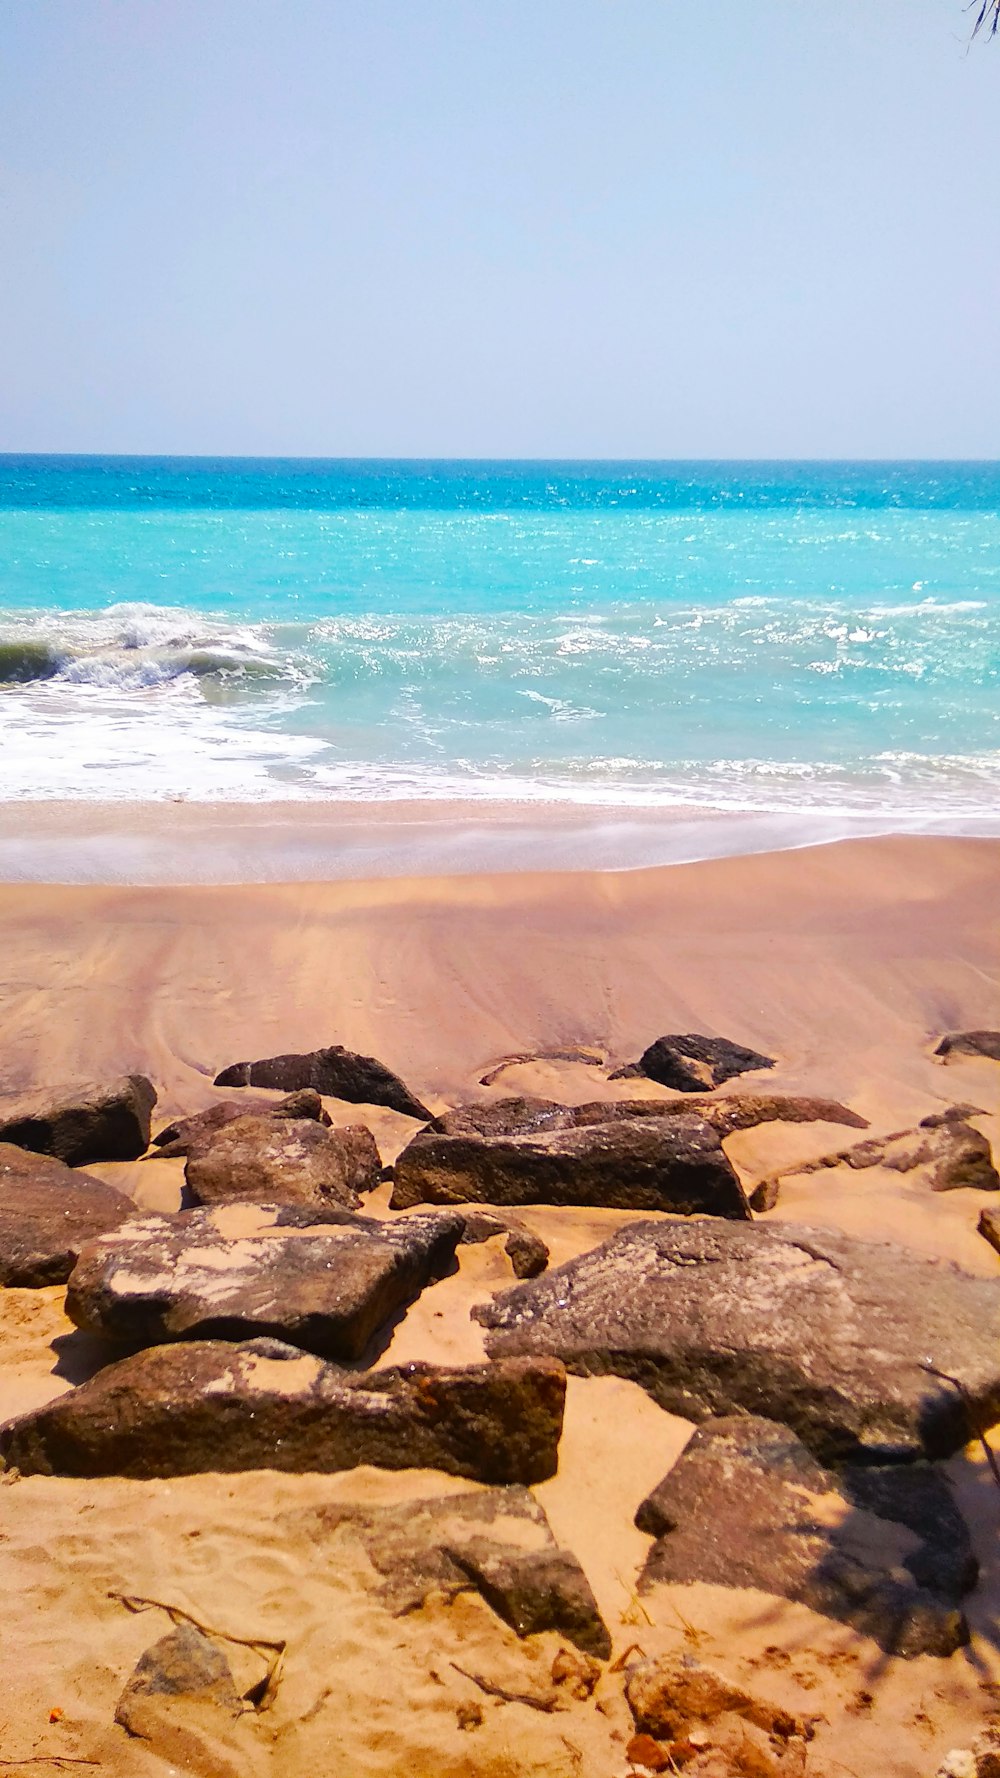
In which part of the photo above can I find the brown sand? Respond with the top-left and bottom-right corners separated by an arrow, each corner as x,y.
0,833 -> 998,1775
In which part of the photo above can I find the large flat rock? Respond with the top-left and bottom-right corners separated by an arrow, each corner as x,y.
0,1339 -> 566,1482
0,1074 -> 156,1165
184,1114 -> 380,1210
475,1219 -> 1000,1461
66,1202 -> 465,1359
214,1045 -> 432,1122
0,1143 -> 135,1286
391,1118 -> 750,1218
636,1416 -> 974,1657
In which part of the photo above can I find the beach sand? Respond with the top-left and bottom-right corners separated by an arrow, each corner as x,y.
1,832 -> 998,1775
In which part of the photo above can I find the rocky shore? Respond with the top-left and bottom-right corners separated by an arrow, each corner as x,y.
1,834 -> 998,1776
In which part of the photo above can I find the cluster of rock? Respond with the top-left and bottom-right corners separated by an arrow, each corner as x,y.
1,1020 -> 999,1730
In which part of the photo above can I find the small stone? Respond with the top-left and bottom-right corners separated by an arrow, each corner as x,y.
551,1647 -> 601,1699
450,1539 -> 611,1658
115,1624 -> 240,1738
625,1733 -> 672,1772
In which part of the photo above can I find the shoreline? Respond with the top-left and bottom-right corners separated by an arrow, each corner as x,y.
1,795 -> 999,883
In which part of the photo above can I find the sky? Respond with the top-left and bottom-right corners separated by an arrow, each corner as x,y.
0,0 -> 997,458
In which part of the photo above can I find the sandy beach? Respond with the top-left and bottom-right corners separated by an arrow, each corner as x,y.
0,829 -> 998,1775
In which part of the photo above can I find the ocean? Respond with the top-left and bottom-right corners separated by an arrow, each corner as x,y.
0,456 -> 998,817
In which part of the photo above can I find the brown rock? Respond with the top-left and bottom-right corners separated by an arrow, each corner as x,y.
476,1219 -> 1000,1461
0,1142 -> 134,1286
610,1034 -> 775,1093
978,1205 -> 1000,1258
0,1074 -> 156,1165
184,1114 -> 380,1210
0,1339 -> 566,1483
66,1202 -> 464,1359
572,1092 -> 867,1136
635,1416 -> 973,1657
152,1088 -> 331,1157
214,1045 -> 432,1121
625,1654 -> 808,1777
431,1097 -> 575,1138
391,1118 -> 750,1218
551,1647 -> 601,1699
771,1119 -> 999,1194
115,1625 -> 240,1738
936,1031 -> 1000,1063
459,1209 -> 550,1277
450,1539 -> 611,1658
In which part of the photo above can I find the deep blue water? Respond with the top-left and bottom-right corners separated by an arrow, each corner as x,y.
0,456 -> 997,809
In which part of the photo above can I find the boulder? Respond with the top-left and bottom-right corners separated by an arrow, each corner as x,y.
0,1339 -> 566,1483
572,1093 -> 867,1137
290,1485 -> 608,1655
936,1031 -> 1000,1063
759,1117 -> 998,1200
459,1209 -> 550,1277
610,1034 -> 776,1093
0,1074 -> 156,1165
184,1115 -> 380,1210
475,1219 -> 1000,1462
115,1625 -> 240,1738
152,1088 -> 331,1157
625,1654 -> 809,1778
0,1143 -> 134,1286
391,1118 -> 750,1218
214,1045 -> 432,1121
66,1202 -> 464,1359
635,1416 -> 973,1657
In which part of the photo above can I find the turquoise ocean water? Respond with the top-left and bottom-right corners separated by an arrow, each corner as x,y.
0,457 -> 997,814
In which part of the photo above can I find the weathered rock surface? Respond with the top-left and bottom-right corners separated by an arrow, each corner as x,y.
0,1074 -> 157,1165
573,1092 -> 867,1136
611,1034 -> 776,1092
0,1339 -> 566,1482
757,1115 -> 998,1205
290,1484 -> 609,1655
625,1653 -> 809,1778
0,1143 -> 134,1286
214,1045 -> 432,1121
66,1202 -> 464,1359
153,1088 -> 331,1157
459,1209 -> 550,1277
936,1031 -> 1000,1063
476,1219 -> 1000,1461
635,1416 -> 973,1656
115,1625 -> 240,1738
184,1114 -> 380,1210
978,1205 -> 1000,1259
391,1118 -> 750,1218
431,1097 -> 575,1139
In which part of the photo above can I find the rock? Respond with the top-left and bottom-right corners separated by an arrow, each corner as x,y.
115,1625 -> 240,1738
475,1219 -> 1000,1461
551,1648 -> 601,1699
0,1074 -> 156,1165
451,1540 -> 610,1658
748,1176 -> 781,1212
635,1416 -> 972,1657
0,1143 -> 134,1286
66,1202 -> 464,1359
572,1093 -> 867,1136
152,1089 -> 331,1157
0,1339 -> 566,1483
478,1048 -> 604,1088
937,1729 -> 1000,1778
184,1114 -> 380,1210
610,1034 -> 776,1093
214,1045 -> 432,1121
289,1484 -> 608,1655
936,1031 -> 1000,1063
391,1118 -> 750,1218
978,1205 -> 1000,1259
431,1097 -> 575,1138
767,1119 -> 999,1195
920,1103 -> 987,1128
625,1654 -> 809,1778
459,1209 -> 550,1277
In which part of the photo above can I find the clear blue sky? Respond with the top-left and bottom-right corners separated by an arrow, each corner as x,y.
0,0 -> 997,457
